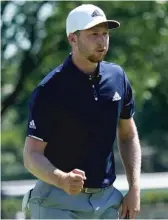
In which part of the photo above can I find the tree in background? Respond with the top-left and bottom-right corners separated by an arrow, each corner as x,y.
1,1 -> 168,180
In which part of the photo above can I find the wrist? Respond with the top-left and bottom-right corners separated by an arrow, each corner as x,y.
129,183 -> 140,191
53,169 -> 67,188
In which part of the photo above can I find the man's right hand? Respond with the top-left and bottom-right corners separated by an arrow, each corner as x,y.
57,169 -> 87,195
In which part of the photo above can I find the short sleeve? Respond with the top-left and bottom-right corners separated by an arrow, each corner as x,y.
120,72 -> 135,119
27,87 -> 54,142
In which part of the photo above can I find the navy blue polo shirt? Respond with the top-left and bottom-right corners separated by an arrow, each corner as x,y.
27,54 -> 135,188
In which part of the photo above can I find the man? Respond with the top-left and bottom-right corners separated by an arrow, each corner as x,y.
23,4 -> 141,219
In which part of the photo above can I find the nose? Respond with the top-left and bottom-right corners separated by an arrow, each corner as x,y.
97,34 -> 107,44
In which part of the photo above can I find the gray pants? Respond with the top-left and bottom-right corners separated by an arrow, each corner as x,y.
22,180 -> 123,219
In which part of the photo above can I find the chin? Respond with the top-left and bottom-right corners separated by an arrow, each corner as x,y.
88,55 -> 105,63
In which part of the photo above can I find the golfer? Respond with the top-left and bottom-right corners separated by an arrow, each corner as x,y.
23,4 -> 141,219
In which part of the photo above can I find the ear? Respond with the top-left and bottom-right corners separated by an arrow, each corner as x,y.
68,33 -> 78,46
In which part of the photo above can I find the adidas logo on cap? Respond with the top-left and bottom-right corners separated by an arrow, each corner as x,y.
91,9 -> 103,17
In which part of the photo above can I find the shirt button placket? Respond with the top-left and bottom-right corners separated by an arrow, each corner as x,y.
89,75 -> 98,101
92,84 -> 98,101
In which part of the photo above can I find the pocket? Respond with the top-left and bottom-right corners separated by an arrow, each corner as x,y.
29,181 -> 54,205
111,187 -> 123,210
22,189 -> 33,212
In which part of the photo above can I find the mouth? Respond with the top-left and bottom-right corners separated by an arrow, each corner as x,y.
97,49 -> 105,52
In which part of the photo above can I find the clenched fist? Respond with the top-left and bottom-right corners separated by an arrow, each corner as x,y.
59,169 -> 87,195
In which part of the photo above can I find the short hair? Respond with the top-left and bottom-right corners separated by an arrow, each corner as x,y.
73,30 -> 80,36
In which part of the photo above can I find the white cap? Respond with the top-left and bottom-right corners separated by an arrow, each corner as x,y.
66,4 -> 120,37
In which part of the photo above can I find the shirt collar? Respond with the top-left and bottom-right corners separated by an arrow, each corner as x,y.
63,53 -> 104,79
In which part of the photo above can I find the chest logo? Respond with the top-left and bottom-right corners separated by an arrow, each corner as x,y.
112,92 -> 121,101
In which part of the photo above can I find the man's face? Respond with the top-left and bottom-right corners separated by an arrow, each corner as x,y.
75,23 -> 109,63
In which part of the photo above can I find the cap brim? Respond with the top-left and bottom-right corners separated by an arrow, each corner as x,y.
81,18 -> 120,31
107,20 -> 120,29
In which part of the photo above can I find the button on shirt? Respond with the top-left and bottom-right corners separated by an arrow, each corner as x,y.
27,54 -> 135,188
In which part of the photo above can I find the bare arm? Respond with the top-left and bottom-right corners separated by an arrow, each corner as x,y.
23,136 -> 66,188
117,118 -> 141,189
23,136 -> 86,194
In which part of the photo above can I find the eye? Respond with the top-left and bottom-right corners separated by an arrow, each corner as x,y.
92,32 -> 98,36
103,32 -> 108,36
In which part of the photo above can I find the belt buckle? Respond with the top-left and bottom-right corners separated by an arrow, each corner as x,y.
83,188 -> 100,193
84,188 -> 90,193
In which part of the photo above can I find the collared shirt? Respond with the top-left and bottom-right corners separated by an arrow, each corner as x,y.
27,54 -> 135,188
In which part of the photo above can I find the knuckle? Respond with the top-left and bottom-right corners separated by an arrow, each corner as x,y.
76,176 -> 82,180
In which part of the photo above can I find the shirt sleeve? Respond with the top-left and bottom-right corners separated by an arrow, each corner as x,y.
120,72 -> 135,119
27,86 -> 54,142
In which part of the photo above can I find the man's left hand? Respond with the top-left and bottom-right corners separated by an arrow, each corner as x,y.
121,186 -> 140,219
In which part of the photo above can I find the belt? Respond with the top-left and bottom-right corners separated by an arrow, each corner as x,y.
81,185 -> 113,194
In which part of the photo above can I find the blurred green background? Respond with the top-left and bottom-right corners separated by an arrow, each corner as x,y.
1,0 -> 168,219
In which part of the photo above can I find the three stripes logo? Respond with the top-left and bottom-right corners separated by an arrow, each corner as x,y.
91,9 -> 103,17
29,120 -> 36,129
112,92 -> 121,101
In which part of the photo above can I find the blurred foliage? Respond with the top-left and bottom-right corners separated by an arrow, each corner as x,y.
141,190 -> 168,204
1,197 -> 24,219
1,1 -> 168,180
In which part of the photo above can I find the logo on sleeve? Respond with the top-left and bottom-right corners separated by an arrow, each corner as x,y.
29,120 -> 36,129
112,92 -> 121,101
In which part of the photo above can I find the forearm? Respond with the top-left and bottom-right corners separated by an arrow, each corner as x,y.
24,152 -> 65,188
118,134 -> 141,189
